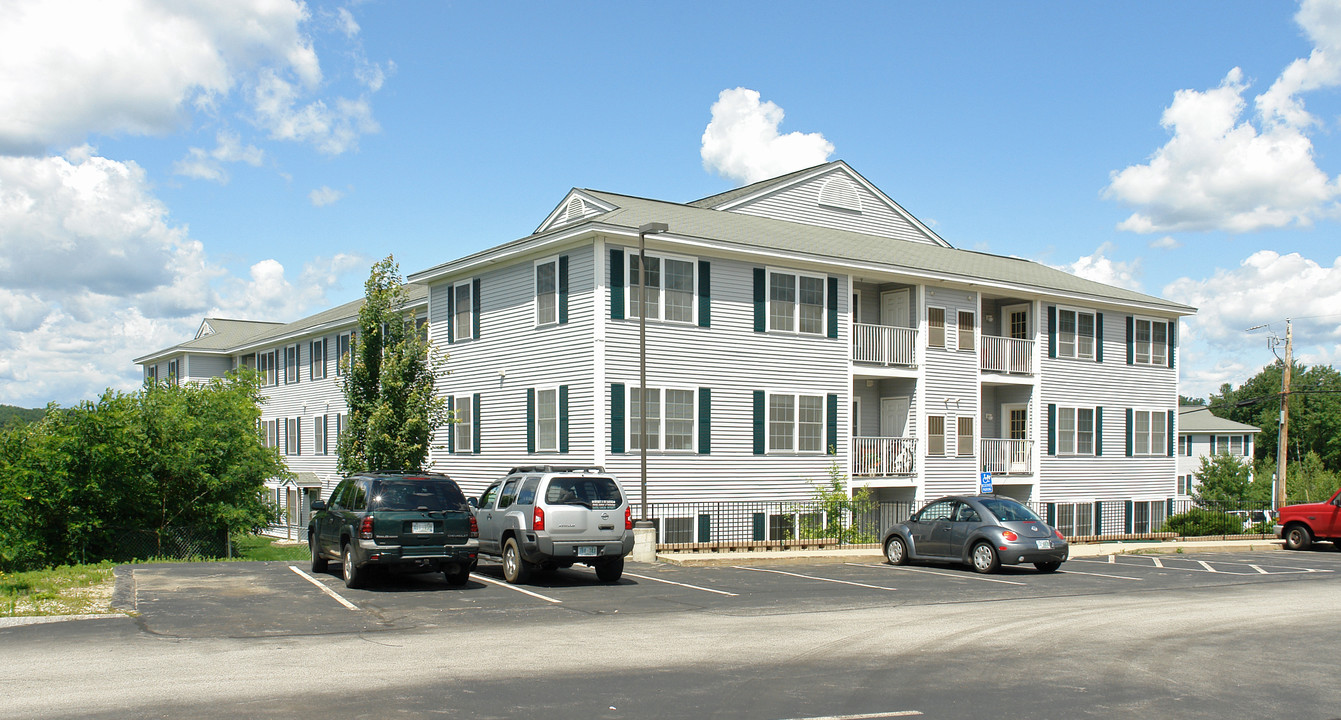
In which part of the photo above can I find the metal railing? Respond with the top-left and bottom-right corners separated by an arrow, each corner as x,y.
980,335 -> 1034,374
853,323 -> 917,366
851,436 -> 918,477
981,438 -> 1033,475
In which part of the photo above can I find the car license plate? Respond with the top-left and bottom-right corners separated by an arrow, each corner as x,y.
412,521 -> 433,534
577,545 -> 597,557
1035,540 -> 1052,550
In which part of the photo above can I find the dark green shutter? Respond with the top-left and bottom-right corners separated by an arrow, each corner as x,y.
1167,320 -> 1176,369
610,249 -> 625,320
1125,408 -> 1134,457
526,388 -> 535,454
753,268 -> 766,332
1047,403 -> 1056,456
472,278 -> 481,339
1093,502 -> 1103,536
752,390 -> 765,455
827,277 -> 839,339
1047,503 -> 1056,526
697,514 -> 711,543
698,387 -> 711,455
447,396 -> 455,454
826,393 -> 838,455
558,256 -> 569,325
611,384 -> 625,454
1096,312 -> 1104,363
1095,406 -> 1103,456
698,260 -> 711,328
472,393 -> 481,454
752,512 -> 765,541
1126,316 -> 1134,365
1167,410 -> 1174,457
559,385 -> 569,453
1124,501 -> 1134,535
1047,306 -> 1057,358
446,286 -> 454,345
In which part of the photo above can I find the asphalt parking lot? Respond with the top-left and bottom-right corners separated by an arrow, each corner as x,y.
112,546 -> 1341,639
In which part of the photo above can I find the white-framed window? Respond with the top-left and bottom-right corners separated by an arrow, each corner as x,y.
1213,434 -> 1248,457
167,359 -> 179,385
1057,307 -> 1096,360
1132,500 -> 1167,534
630,387 -> 697,452
957,311 -> 975,352
335,413 -> 345,444
262,419 -> 278,448
1134,317 -> 1168,366
454,281 -> 473,341
310,338 -> 326,380
314,415 -> 327,455
1132,409 -> 1166,456
454,395 -> 473,453
536,388 -> 558,452
928,307 -> 946,349
1057,406 -> 1095,455
257,350 -> 277,386
630,252 -> 696,324
1053,502 -> 1094,538
336,332 -> 353,376
768,269 -> 825,334
145,365 -> 158,384
957,416 -> 975,457
284,344 -> 299,384
285,417 -> 300,455
767,393 -> 824,453
928,415 -> 946,456
1179,434 -> 1191,456
535,258 -> 558,326
1178,474 -> 1194,496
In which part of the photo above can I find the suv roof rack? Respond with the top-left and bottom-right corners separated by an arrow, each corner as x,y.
505,465 -> 606,475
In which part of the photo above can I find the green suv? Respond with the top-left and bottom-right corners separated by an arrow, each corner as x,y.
309,473 -> 479,589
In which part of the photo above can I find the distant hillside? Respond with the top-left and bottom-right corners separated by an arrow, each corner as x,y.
0,405 -> 46,427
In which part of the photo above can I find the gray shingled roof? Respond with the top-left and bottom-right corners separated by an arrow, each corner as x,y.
181,319 -> 285,352
687,163 -> 831,209
580,190 -> 1194,313
1179,406 -> 1261,434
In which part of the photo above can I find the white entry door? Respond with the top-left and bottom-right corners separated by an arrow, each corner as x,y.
881,396 -> 910,437
881,289 -> 911,328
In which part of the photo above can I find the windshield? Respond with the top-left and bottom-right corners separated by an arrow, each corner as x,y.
979,497 -> 1042,523
545,477 -> 622,509
370,479 -> 468,512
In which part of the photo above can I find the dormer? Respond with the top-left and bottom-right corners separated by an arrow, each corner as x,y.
535,189 -> 620,234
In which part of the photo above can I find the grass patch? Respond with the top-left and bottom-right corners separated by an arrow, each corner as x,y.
0,534 -> 308,618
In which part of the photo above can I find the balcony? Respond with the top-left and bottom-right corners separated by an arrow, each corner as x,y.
853,323 -> 917,367
980,335 -> 1034,375
851,436 -> 918,477
980,438 -> 1034,475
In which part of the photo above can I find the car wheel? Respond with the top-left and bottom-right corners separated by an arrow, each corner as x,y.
342,543 -> 366,589
1034,561 -> 1062,573
309,534 -> 328,574
595,556 -> 624,582
883,536 -> 908,566
444,564 -> 471,587
1283,524 -> 1312,551
971,542 -> 1000,574
1332,540 -> 1341,552
502,537 -> 531,584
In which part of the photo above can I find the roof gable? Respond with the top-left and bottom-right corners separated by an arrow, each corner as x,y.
534,189 -> 620,234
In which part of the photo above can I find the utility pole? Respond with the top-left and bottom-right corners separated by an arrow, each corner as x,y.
1276,319 -> 1292,510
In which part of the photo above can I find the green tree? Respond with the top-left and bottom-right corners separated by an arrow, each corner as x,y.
338,256 -> 449,474
1191,453 -> 1259,509
1211,361 -> 1341,471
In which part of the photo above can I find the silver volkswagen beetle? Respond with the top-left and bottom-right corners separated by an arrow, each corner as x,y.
881,495 -> 1069,573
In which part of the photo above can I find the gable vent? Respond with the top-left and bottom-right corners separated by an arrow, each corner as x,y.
818,177 -> 862,213
565,197 -> 588,223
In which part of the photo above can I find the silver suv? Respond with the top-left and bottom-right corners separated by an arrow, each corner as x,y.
472,466 -> 634,584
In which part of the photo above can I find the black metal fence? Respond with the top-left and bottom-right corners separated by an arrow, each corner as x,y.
647,498 -> 1277,550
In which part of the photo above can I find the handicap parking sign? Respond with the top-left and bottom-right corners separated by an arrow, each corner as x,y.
980,472 -> 993,494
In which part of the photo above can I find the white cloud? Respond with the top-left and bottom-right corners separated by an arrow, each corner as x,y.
1149,236 -> 1182,250
1163,250 -> 1341,397
701,87 -> 834,185
252,70 -> 379,155
308,186 -> 344,207
1106,0 -> 1341,234
1054,243 -> 1144,292
173,130 -> 266,183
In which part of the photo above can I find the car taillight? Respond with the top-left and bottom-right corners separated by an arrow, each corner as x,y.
469,515 -> 478,539
1055,529 -> 1065,541
359,516 -> 374,540
625,506 -> 633,530
533,506 -> 545,531
1001,530 -> 1018,542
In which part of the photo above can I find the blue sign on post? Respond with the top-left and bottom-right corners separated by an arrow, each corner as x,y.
980,472 -> 993,494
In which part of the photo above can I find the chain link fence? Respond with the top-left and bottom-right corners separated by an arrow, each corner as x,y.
95,526 -> 233,562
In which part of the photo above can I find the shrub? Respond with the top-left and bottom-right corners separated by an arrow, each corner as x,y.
1161,508 -> 1244,537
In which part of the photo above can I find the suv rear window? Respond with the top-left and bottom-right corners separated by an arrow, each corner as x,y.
545,477 -> 622,509
370,479 -> 469,512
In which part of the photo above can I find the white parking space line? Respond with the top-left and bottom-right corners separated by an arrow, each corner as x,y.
470,574 -> 563,603
1197,561 -> 1218,572
623,571 -> 739,596
846,563 -> 1027,586
1151,557 -> 1164,568
1059,569 -> 1143,580
774,711 -> 923,719
736,566 -> 898,591
1250,564 -> 1270,574
288,566 -> 359,611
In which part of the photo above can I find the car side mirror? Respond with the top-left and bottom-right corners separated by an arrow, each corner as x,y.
310,499 -> 326,512
467,497 -> 478,508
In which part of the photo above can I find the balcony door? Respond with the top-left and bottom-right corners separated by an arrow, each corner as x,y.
1002,303 -> 1030,372
881,289 -> 911,328
1003,403 -> 1029,472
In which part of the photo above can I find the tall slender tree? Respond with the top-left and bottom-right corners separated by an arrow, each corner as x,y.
337,256 -> 449,474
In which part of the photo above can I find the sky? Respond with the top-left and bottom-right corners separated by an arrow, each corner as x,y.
3,0 -> 1341,408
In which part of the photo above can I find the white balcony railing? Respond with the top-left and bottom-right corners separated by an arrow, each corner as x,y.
851,436 -> 918,477
981,438 -> 1034,475
980,335 -> 1034,374
853,323 -> 917,367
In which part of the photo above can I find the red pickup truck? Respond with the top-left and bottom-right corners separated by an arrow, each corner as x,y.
1276,486 -> 1341,550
